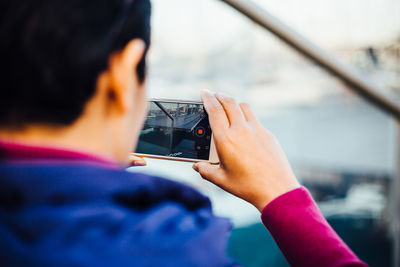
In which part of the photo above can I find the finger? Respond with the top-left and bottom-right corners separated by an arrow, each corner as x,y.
193,162 -> 225,186
201,89 -> 229,137
239,103 -> 257,122
129,155 -> 147,166
215,93 -> 245,127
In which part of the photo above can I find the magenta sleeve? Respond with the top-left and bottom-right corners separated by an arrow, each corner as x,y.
261,187 -> 368,267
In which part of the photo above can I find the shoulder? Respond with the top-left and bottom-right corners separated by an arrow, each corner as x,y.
0,163 -> 235,266
82,168 -> 234,266
0,163 -> 211,210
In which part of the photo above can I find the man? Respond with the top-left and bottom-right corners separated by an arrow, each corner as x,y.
0,0 -> 366,266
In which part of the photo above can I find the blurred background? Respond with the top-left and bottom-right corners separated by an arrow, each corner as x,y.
129,0 -> 400,266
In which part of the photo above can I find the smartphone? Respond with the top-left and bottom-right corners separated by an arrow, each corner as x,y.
133,99 -> 219,163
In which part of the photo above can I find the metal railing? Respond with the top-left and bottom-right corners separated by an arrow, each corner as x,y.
219,0 -> 400,120
218,0 -> 400,266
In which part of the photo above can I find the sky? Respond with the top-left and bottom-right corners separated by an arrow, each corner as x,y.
254,0 -> 400,46
150,0 -> 400,54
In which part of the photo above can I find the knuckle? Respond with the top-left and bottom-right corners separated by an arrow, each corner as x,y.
226,127 -> 250,143
233,124 -> 252,134
218,132 -> 232,144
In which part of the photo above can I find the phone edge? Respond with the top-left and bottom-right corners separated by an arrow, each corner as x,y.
133,136 -> 219,164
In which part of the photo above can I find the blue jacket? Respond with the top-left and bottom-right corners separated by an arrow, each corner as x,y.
0,163 -> 234,266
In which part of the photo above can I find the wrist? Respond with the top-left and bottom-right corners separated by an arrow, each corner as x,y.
253,183 -> 301,212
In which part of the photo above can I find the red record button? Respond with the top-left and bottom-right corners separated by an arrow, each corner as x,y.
196,127 -> 205,136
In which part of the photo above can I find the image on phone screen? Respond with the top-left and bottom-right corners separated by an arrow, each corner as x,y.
135,100 -> 212,160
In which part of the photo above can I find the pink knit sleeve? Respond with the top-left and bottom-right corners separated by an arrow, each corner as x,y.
261,187 -> 368,267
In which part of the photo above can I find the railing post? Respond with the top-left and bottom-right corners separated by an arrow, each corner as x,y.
395,121 -> 400,267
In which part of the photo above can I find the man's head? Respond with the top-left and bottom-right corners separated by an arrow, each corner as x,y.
0,0 -> 151,162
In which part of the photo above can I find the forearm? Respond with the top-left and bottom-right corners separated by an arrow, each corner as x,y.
261,187 -> 367,267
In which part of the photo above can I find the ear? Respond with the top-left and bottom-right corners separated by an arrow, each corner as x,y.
101,39 -> 146,114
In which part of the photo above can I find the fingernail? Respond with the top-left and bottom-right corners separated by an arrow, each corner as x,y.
133,161 -> 146,166
215,92 -> 223,100
202,89 -> 213,94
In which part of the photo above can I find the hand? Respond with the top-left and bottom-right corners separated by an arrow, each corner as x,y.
128,155 -> 147,167
193,90 -> 300,212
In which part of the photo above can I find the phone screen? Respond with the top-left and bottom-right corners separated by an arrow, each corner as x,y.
135,100 -> 212,160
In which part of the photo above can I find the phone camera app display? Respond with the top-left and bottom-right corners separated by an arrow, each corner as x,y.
135,101 -> 212,160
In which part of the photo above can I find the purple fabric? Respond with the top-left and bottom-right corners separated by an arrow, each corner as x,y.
261,187 -> 368,267
0,140 -> 235,266
0,139 -> 119,169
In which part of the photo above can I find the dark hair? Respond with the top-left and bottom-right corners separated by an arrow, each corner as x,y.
0,0 -> 151,127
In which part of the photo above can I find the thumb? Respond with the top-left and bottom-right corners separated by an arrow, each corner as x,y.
128,155 -> 147,167
193,162 -> 225,185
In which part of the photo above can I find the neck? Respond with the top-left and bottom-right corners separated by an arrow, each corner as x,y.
0,119 -> 115,161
